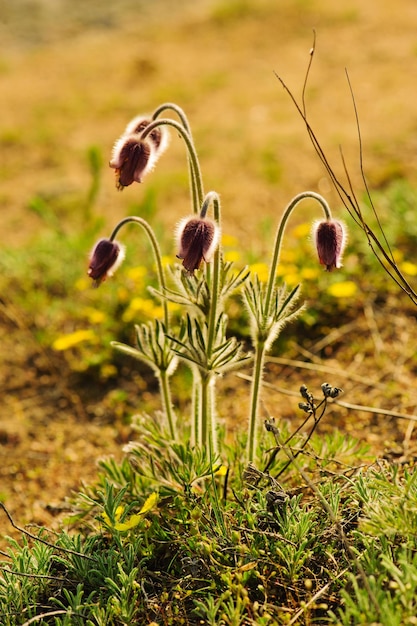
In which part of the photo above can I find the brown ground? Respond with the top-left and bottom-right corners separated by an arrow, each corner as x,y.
1,0 -> 417,545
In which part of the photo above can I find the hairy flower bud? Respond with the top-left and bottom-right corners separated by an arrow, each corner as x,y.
175,216 -> 220,275
88,238 -> 125,286
110,116 -> 170,190
312,219 -> 347,271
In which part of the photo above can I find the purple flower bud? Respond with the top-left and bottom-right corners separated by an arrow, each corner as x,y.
312,219 -> 347,271
110,117 -> 169,190
176,216 -> 220,275
109,135 -> 152,190
88,238 -> 125,286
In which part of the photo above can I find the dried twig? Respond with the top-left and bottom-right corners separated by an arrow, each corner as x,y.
274,35 -> 417,304
0,502 -> 95,561
20,610 -> 84,626
237,371 -> 417,423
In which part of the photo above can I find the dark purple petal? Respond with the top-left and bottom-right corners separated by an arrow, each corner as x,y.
314,220 -> 346,271
176,217 -> 218,275
88,239 -> 124,286
117,139 -> 151,189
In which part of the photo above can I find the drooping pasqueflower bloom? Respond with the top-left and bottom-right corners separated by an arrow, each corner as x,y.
88,238 -> 125,286
110,117 -> 169,190
176,216 -> 220,275
110,135 -> 152,190
312,219 -> 347,271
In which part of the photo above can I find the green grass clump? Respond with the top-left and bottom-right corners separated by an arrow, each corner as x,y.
2,415 -> 417,625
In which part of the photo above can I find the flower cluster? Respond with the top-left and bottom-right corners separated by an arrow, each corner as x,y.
89,111 -> 349,288
87,103 -> 349,461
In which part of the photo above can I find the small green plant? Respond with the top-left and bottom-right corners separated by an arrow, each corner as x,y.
87,102 -> 346,465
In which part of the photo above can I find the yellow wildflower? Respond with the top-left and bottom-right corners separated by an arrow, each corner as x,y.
291,222 -> 310,239
82,307 -> 106,324
126,266 -> 147,283
327,280 -> 357,298
52,329 -> 96,351
122,297 -> 164,323
249,262 -> 269,283
215,465 -> 228,477
223,249 -> 241,264
102,493 -> 159,532
400,261 -> 417,276
222,233 -> 239,248
301,267 -> 320,280
74,277 -> 90,291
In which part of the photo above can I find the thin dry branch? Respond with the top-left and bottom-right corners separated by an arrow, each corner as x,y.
0,565 -> 68,582
20,611 -> 84,626
0,502 -> 95,562
273,37 -> 417,304
237,372 -> 417,423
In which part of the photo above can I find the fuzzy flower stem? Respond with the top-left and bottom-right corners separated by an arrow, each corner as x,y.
109,216 -> 169,329
159,367 -> 176,441
247,343 -> 266,463
200,373 -> 210,448
151,102 -> 192,134
109,217 -> 176,438
151,104 -> 199,216
200,373 -> 218,463
198,192 -> 222,454
202,191 -> 222,360
247,191 -> 332,463
191,369 -> 201,447
264,191 -> 332,317
140,118 -> 204,215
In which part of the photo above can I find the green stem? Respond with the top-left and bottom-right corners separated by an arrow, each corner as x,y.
264,191 -> 332,317
109,216 -> 169,329
151,102 -> 192,133
194,192 -> 222,450
159,368 -> 177,440
199,372 -> 217,456
247,191 -> 332,463
151,103 -> 199,214
109,216 -> 176,438
202,192 -> 222,361
247,341 -> 266,462
140,118 -> 204,214
200,373 -> 210,448
191,371 -> 201,447
208,371 -> 218,457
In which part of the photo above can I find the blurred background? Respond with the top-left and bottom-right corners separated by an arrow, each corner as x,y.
1,0 -> 417,530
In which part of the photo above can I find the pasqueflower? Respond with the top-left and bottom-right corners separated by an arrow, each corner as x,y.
176,216 -> 220,275
313,219 -> 346,271
88,238 -> 125,286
